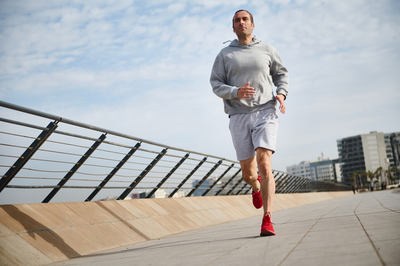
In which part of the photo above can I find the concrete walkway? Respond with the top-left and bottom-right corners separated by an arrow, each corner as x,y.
51,189 -> 400,266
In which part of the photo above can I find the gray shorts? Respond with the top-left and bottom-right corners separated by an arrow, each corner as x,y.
229,108 -> 279,161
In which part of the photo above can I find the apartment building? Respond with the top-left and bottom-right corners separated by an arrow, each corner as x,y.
337,131 -> 399,185
287,157 -> 341,182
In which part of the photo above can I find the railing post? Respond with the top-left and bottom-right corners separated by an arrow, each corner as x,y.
292,176 -> 304,193
187,160 -> 222,197
283,174 -> 296,193
202,163 -> 235,196
284,176 -> 297,193
85,142 -> 141,202
243,186 -> 251,195
277,174 -> 291,193
0,121 -> 58,193
292,176 -> 306,192
215,168 -> 242,196
42,133 -> 107,203
298,177 -> 307,192
306,179 -> 313,191
307,179 -> 314,192
310,179 -> 317,191
297,177 -> 309,193
146,153 -> 189,198
275,172 -> 287,193
235,182 -> 249,195
283,175 -> 298,193
117,148 -> 167,200
169,157 -> 207,198
226,175 -> 244,195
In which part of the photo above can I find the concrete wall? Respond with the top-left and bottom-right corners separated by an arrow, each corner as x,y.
0,191 -> 352,266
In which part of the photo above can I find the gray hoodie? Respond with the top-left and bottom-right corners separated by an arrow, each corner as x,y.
210,38 -> 289,115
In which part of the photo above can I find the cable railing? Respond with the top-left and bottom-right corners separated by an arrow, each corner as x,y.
0,100 -> 351,205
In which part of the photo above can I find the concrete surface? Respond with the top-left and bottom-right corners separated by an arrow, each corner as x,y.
0,191 -> 353,265
50,189 -> 400,266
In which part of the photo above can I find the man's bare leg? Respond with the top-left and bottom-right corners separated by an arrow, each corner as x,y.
256,148 -> 275,216
239,156 -> 260,192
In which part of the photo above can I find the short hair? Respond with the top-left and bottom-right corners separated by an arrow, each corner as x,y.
232,10 -> 254,29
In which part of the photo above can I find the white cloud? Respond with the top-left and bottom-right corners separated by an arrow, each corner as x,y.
0,0 -> 399,175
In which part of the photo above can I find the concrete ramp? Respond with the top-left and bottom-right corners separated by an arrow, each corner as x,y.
0,192 -> 352,266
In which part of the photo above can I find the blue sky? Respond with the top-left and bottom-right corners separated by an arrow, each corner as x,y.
1,0 -> 399,173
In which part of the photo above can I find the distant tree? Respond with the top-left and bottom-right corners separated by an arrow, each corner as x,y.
350,171 -> 360,190
390,166 -> 398,184
374,167 -> 383,183
367,170 -> 375,190
360,170 -> 367,190
349,172 -> 355,183
367,170 -> 375,181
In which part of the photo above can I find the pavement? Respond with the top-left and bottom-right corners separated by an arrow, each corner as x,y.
50,189 -> 400,266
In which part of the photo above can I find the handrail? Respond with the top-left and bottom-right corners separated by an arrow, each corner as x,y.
0,100 -> 229,161
0,100 -> 351,205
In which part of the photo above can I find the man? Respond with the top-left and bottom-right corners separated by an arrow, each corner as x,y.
210,10 -> 289,236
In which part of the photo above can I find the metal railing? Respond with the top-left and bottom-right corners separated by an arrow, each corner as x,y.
0,100 -> 351,204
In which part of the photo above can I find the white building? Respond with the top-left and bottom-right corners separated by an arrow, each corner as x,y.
286,161 -> 310,178
287,156 -> 341,182
309,159 -> 335,181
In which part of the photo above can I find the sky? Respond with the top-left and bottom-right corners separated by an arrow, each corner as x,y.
0,0 -> 399,174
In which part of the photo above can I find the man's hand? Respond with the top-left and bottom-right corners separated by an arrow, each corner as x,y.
276,94 -> 286,114
238,82 -> 255,98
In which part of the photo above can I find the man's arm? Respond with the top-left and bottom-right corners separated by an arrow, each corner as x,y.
210,52 -> 240,99
211,58 -> 255,99
270,49 -> 289,100
276,94 -> 286,114
270,48 -> 288,114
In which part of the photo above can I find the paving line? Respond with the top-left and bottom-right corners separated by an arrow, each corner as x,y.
353,194 -> 385,266
203,236 -> 258,266
373,192 -> 400,214
208,202 -> 339,265
276,196 -> 355,266
143,223 -> 259,266
155,234 -> 233,265
202,198 -> 346,266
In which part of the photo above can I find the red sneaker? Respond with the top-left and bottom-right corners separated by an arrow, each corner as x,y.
252,176 -> 262,209
260,213 -> 276,236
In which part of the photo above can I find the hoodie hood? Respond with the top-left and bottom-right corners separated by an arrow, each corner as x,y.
228,37 -> 261,47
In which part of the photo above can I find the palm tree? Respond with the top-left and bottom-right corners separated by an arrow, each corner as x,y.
374,167 -> 383,186
360,170 -> 367,190
349,172 -> 355,183
390,166 -> 398,184
352,170 -> 361,190
367,170 -> 375,190
374,166 -> 382,179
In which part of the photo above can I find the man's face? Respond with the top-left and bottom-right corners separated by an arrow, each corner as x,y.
233,11 -> 254,36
